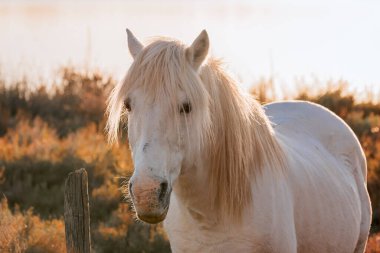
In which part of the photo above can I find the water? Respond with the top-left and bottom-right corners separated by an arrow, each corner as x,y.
1,0 -> 380,99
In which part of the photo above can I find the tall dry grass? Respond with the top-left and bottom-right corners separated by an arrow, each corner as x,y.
0,198 -> 66,253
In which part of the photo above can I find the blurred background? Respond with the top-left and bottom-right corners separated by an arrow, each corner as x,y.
1,0 -> 380,98
0,0 -> 379,252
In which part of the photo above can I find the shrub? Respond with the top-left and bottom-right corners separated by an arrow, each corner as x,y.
0,197 -> 66,253
1,155 -> 95,218
366,232 -> 380,253
0,67 -> 114,138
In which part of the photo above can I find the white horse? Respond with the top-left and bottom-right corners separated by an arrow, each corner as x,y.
107,29 -> 371,253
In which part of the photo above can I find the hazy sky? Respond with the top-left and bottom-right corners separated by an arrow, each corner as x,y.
1,0 -> 379,98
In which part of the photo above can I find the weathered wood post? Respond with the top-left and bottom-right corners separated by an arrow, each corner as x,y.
64,168 -> 91,253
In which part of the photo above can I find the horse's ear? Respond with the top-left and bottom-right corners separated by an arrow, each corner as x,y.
186,30 -> 209,70
126,29 -> 144,59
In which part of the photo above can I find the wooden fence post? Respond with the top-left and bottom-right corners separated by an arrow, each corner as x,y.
64,168 -> 91,253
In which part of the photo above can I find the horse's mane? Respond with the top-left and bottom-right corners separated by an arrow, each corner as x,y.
200,60 -> 288,221
106,38 -> 288,222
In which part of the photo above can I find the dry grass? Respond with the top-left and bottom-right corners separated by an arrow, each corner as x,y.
0,118 -> 132,170
366,233 -> 380,253
0,198 -> 66,253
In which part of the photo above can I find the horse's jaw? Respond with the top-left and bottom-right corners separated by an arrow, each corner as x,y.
171,165 -> 219,225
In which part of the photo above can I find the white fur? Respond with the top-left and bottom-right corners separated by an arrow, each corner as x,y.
107,30 -> 371,252
164,101 -> 371,253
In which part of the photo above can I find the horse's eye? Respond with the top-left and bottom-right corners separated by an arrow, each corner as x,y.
124,98 -> 131,112
180,102 -> 192,114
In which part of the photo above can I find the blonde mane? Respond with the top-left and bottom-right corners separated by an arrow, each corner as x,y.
200,60 -> 288,220
106,38 -> 288,221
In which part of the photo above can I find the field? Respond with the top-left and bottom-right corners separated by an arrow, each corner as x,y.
0,67 -> 379,252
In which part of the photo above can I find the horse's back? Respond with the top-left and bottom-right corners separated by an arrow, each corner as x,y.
264,100 -> 371,253
264,100 -> 366,178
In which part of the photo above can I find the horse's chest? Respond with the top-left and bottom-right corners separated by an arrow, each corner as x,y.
166,230 -> 266,253
164,215 -> 272,253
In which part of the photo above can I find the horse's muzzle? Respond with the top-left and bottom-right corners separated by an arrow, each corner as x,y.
129,177 -> 172,224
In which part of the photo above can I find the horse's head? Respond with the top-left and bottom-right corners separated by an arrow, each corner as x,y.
107,30 -> 210,223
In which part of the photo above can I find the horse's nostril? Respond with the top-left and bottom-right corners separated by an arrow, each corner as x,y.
158,181 -> 168,202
